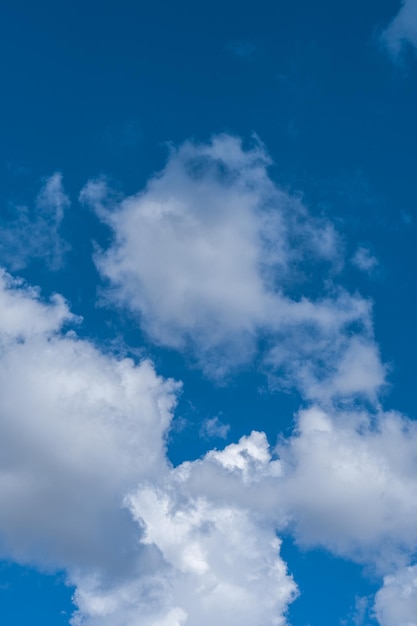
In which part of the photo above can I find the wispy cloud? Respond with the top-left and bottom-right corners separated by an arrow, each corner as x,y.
200,415 -> 230,440
0,173 -> 70,271
351,246 -> 379,275
381,0 -> 417,59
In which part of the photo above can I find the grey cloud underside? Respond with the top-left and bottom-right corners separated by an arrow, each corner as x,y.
0,270 -> 178,573
1,134 -> 416,624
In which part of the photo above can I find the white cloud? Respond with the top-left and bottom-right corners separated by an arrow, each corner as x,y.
82,135 -> 385,403
69,429 -> 297,626
374,565 -> 417,626
0,173 -> 70,271
277,407 -> 417,570
81,135 -> 289,370
72,500 -> 297,626
352,246 -> 379,274
350,596 -> 371,626
154,415 -> 417,577
265,298 -> 385,404
69,408 -> 417,625
65,404 -> 417,626
381,0 -> 417,58
125,488 -> 297,626
199,415 -> 230,439
152,417 -> 417,624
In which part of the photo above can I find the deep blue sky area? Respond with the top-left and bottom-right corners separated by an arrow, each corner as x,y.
0,1 -> 416,625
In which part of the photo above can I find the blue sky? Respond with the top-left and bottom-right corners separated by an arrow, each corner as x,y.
1,1 -> 417,625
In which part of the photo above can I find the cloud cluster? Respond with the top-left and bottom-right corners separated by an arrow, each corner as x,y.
158,411 -> 417,624
0,265 -> 412,625
0,270 -> 298,626
0,173 -> 70,271
0,134 -> 414,625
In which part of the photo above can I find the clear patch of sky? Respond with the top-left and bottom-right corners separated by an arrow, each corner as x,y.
0,562 -> 75,626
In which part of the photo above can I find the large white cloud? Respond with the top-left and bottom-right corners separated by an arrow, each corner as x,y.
69,431 -> 297,625
82,135 -> 384,403
71,487 -> 297,626
81,135 -> 291,371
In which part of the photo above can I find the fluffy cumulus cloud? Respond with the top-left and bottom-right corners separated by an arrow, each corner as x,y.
73,410 -> 417,625
72,488 -> 296,626
162,415 -> 417,574
81,135 -> 384,403
0,173 -> 70,271
71,431 -> 298,626
381,0 -> 417,58
180,414 -> 417,625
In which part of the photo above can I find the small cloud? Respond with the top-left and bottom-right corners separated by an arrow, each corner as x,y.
351,246 -> 379,275
341,595 -> 371,626
200,416 -> 230,440
351,595 -> 370,626
0,173 -> 70,271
